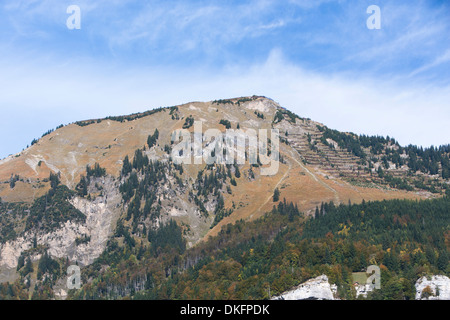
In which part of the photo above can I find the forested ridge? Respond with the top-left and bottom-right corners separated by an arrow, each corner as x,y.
318,125 -> 450,180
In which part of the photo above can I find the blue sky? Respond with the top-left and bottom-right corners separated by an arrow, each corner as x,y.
0,0 -> 449,159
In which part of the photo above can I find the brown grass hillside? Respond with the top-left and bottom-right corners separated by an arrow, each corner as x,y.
0,96 -> 433,244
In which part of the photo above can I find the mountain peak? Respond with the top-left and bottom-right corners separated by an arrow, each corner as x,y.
0,96 -> 448,301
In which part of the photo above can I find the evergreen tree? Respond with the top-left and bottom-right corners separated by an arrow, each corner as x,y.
234,164 -> 241,178
147,128 -> 159,148
22,257 -> 33,277
122,155 -> 132,177
16,255 -> 25,271
273,188 -> 280,202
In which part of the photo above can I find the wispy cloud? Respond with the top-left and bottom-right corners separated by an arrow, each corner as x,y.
99,0 -> 298,58
409,49 -> 450,78
1,47 -> 449,158
0,0 -> 449,158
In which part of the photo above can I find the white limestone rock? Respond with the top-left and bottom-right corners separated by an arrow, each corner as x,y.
245,98 -> 278,114
272,275 -> 337,300
354,283 -> 374,298
415,275 -> 450,300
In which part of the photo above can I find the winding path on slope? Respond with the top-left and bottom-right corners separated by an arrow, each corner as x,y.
285,146 -> 341,205
250,145 -> 340,219
250,152 -> 293,219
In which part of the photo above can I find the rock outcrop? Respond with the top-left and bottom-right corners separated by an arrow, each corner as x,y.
415,275 -> 450,300
271,274 -> 450,300
354,283 -> 374,298
271,275 -> 337,300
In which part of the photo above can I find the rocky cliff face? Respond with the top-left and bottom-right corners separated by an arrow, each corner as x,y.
0,176 -> 122,269
68,176 -> 123,265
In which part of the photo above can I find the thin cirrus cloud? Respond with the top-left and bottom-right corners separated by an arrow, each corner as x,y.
409,49 -> 450,78
99,0 -> 298,62
0,0 -> 449,159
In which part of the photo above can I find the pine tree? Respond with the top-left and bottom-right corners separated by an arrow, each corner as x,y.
273,188 -> 280,202
147,128 -> 159,148
234,164 -> 241,178
122,155 -> 132,176
23,257 -> 33,277
16,255 -> 25,271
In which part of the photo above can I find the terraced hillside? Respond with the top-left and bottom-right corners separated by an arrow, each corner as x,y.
281,117 -> 449,195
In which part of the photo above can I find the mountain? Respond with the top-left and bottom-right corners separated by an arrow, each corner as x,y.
0,96 -> 448,299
